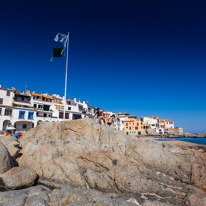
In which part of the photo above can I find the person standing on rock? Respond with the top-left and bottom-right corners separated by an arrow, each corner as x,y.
93,108 -> 106,125
107,115 -> 115,126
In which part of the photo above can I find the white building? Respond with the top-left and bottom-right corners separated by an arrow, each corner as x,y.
165,119 -> 174,129
141,117 -> 158,130
117,112 -> 130,131
0,85 -> 96,132
103,111 -> 120,130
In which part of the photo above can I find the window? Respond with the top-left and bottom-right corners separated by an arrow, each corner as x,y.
22,124 -> 27,129
133,123 -> 134,125
34,104 -> 37,108
126,127 -> 128,129
43,105 -> 50,111
0,98 -> 3,104
73,114 -> 82,120
4,109 -> 12,116
138,132 -> 141,135
19,111 -> 25,119
135,127 -> 138,130
126,123 -> 128,126
6,91 -> 10,96
68,107 -> 71,110
38,105 -> 43,108
129,127 -> 131,130
28,112 -> 34,119
0,108 -> 1,115
137,123 -> 139,126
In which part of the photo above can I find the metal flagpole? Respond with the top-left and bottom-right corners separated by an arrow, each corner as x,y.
64,32 -> 69,121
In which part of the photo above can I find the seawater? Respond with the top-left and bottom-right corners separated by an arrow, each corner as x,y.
155,138 -> 206,146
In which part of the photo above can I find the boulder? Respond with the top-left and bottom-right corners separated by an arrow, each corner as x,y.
17,118 -> 206,205
0,185 -> 137,206
0,141 -> 13,174
0,135 -> 21,160
0,166 -> 37,190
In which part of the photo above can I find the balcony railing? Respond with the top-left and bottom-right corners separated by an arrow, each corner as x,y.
67,102 -> 77,106
36,108 -> 43,110
79,107 -> 87,111
33,98 -> 52,102
14,99 -> 30,103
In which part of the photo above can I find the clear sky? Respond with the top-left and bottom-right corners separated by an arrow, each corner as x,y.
0,0 -> 206,133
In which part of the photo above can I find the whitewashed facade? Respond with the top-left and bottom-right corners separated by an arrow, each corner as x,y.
0,85 -> 96,131
141,117 -> 158,130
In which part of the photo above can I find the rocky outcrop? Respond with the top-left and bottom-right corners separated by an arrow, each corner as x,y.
0,142 -> 13,174
0,138 -> 37,190
16,118 -> 206,205
0,185 -> 137,206
0,166 -> 37,190
184,132 -> 206,138
0,135 -> 21,160
142,129 -> 158,135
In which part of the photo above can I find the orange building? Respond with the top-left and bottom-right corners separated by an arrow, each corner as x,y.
124,116 -> 155,135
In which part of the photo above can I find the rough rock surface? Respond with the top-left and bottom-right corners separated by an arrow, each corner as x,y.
17,118 -> 206,205
0,185 -> 137,206
0,135 -> 21,160
0,166 -> 37,190
0,142 -> 13,174
142,129 -> 158,135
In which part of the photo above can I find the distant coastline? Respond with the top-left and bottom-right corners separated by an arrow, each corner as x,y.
156,137 -> 206,146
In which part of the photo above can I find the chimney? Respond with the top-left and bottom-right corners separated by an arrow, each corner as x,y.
79,99 -> 81,103
0,85 -> 1,88
83,101 -> 85,104
74,97 -> 76,102
26,90 -> 30,95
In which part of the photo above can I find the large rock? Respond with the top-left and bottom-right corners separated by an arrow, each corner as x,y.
17,118 -> 206,205
0,185 -> 137,206
0,166 -> 37,190
0,135 -> 21,160
0,142 -> 13,174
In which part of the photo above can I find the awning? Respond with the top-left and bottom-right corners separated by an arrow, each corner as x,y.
28,111 -> 34,114
4,117 -> 12,121
32,94 -> 42,97
43,96 -> 53,99
19,111 -> 25,113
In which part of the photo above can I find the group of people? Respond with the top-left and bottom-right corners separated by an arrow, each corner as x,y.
3,130 -> 22,139
93,108 -> 115,126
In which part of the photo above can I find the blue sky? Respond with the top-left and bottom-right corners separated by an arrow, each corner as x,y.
0,0 -> 206,133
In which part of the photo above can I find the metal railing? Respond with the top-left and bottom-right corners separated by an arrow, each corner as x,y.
14,100 -> 30,103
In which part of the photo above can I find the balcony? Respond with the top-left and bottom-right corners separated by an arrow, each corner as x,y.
67,102 -> 76,106
79,107 -> 87,112
36,108 -> 43,111
33,97 -> 52,103
14,99 -> 30,104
